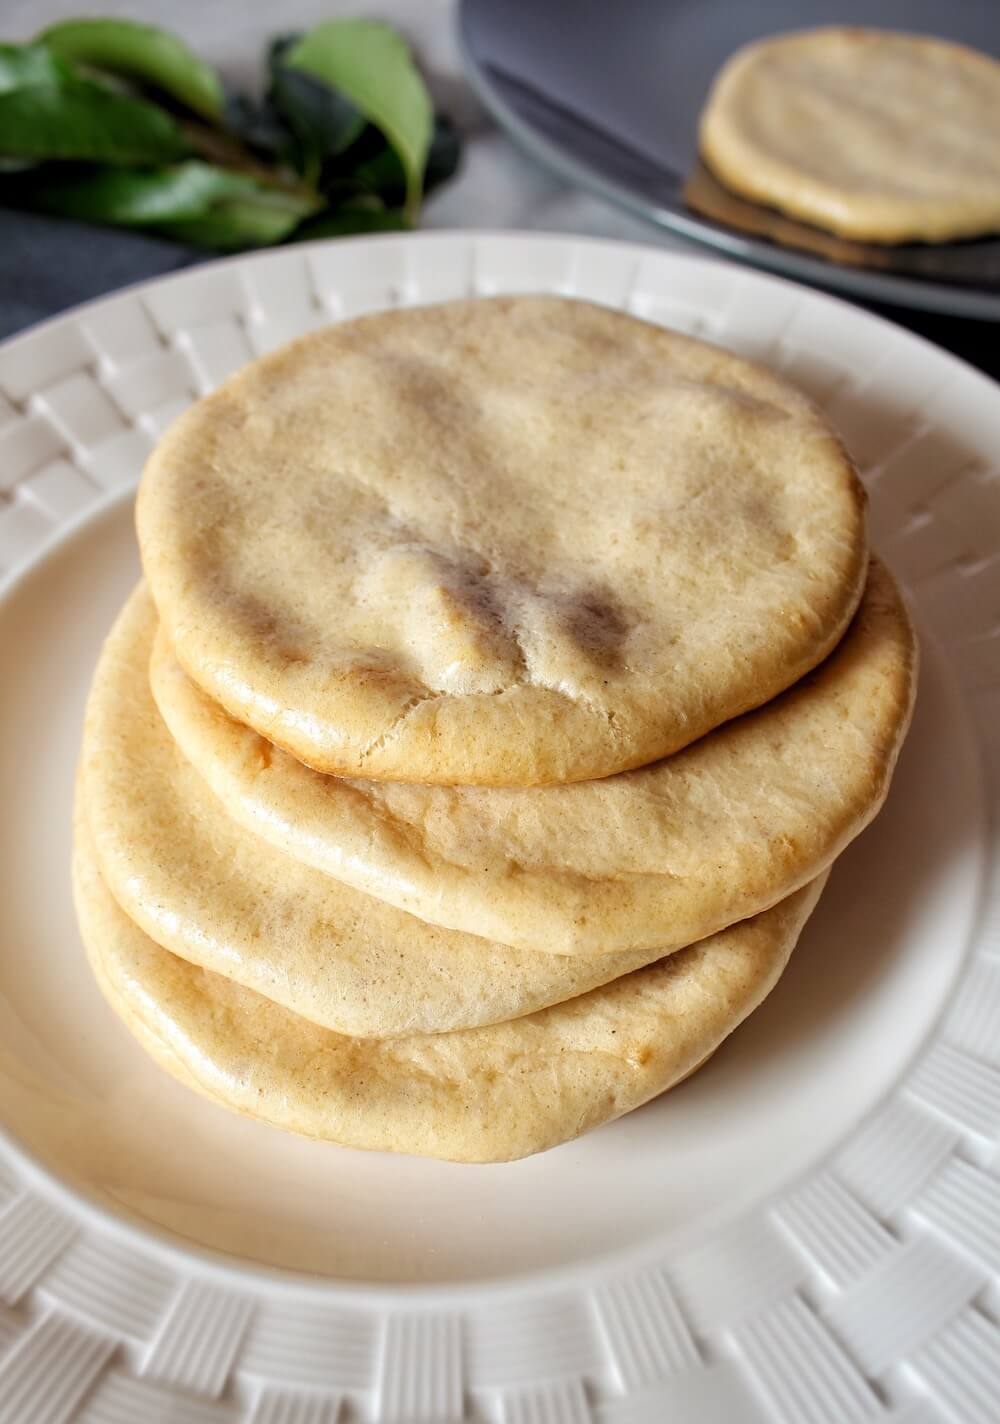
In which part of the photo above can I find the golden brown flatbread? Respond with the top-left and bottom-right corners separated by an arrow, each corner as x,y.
136,296 -> 866,785
80,587 -> 702,1037
74,814 -> 827,1163
151,562 -> 915,955
700,28 -> 1000,242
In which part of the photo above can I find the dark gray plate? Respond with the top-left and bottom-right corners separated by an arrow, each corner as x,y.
459,0 -> 1000,319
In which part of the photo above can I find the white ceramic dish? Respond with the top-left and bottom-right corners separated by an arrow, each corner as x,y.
0,232 -> 997,1423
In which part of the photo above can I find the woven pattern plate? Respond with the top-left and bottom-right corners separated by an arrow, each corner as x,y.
0,233 -> 997,1424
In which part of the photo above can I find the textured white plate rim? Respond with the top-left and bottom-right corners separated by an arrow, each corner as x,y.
0,959 -> 988,1306
3,228 -> 1000,429
0,230 -> 997,1420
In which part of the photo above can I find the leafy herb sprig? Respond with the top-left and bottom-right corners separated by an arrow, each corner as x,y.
0,16 -> 460,249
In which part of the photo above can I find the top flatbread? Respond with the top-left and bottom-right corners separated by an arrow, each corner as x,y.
151,560 -> 916,956
136,296 -> 866,785
700,28 -> 1000,244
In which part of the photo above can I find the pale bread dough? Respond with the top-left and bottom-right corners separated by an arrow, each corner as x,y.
80,587 -> 694,1037
700,28 -> 1000,243
74,815 -> 827,1162
136,296 -> 867,785
150,561 -> 916,955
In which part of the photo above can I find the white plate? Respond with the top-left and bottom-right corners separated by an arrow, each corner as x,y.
0,233 -> 997,1423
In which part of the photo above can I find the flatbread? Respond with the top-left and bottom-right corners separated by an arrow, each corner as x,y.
80,587 -> 694,1038
151,561 -> 915,956
136,296 -> 866,785
73,816 -> 827,1162
699,28 -> 1000,243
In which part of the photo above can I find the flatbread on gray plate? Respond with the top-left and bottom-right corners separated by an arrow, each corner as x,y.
700,28 -> 1000,243
74,814 -> 827,1163
151,561 -> 916,955
137,296 -> 867,785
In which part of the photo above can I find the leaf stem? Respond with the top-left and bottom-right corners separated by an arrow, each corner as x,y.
179,117 -> 314,197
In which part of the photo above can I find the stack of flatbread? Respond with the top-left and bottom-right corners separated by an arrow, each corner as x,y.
73,296 -> 917,1162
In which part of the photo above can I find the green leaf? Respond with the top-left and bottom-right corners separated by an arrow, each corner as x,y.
289,204 -> 409,242
39,18 -> 223,120
346,138 -> 406,206
224,91 -> 295,163
324,113 -> 461,209
0,41 -> 65,92
7,160 -> 261,224
424,114 -> 461,196
0,42 -> 185,164
269,33 -> 364,177
154,185 -> 319,249
285,21 -> 432,216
